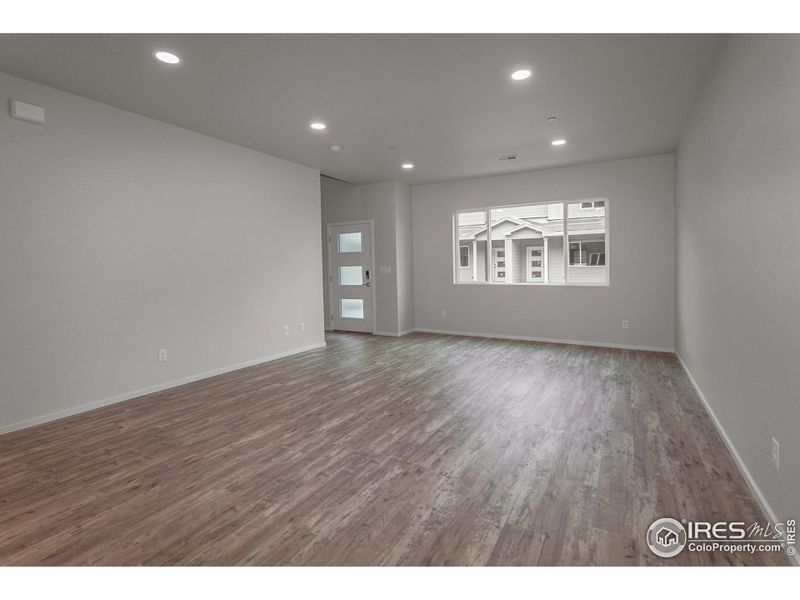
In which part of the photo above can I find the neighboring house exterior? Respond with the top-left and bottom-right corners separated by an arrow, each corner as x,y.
457,201 -> 607,284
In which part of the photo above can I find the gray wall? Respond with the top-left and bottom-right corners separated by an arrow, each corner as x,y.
676,35 -> 800,523
321,177 -> 412,335
394,182 -> 415,334
412,153 -> 675,350
0,72 -> 325,432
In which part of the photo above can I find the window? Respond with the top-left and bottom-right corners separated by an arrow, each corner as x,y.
453,199 -> 608,285
341,298 -> 365,319
338,232 -> 362,253
459,245 -> 470,268
339,266 -> 363,286
566,201 -> 607,283
455,211 -> 488,283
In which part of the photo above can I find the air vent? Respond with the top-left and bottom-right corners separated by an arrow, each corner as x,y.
497,154 -> 518,162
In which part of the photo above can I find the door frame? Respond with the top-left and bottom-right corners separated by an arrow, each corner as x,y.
327,219 -> 376,334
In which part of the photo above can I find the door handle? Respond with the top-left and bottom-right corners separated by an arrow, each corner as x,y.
364,282 -> 371,287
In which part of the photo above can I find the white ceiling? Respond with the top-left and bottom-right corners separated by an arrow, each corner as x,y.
0,34 -> 722,184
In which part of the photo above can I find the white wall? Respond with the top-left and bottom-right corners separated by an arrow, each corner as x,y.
676,36 -> 800,524
0,72 -> 325,432
394,182 -> 414,334
321,177 -> 412,335
412,153 -> 675,350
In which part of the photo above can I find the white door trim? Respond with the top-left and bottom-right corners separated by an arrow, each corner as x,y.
327,220 -> 376,334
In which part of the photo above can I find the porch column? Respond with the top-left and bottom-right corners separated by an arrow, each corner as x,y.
504,237 -> 513,283
544,237 -> 549,283
472,240 -> 477,281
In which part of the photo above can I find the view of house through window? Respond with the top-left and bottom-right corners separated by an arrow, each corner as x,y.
456,211 -> 488,282
455,200 -> 607,285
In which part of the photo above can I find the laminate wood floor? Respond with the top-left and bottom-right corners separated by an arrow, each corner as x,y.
0,332 -> 789,565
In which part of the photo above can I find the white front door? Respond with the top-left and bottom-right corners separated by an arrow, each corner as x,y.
492,247 -> 507,283
329,222 -> 374,333
525,245 -> 545,283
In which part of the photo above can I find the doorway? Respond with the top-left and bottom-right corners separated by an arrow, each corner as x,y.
328,221 -> 375,333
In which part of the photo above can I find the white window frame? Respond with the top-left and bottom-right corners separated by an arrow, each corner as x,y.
452,198 -> 609,287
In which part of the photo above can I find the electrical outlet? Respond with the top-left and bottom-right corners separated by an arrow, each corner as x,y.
158,348 -> 168,362
441,310 -> 447,318
283,325 -> 289,336
300,321 -> 305,332
622,320 -> 629,329
771,437 -> 780,470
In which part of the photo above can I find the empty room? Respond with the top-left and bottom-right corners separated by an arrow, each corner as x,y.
1,7 -> 799,592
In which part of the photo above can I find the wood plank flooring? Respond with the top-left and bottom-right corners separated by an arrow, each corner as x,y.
0,332 -> 789,565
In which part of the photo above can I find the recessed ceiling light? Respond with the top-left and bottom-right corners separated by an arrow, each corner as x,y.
402,163 -> 414,169
547,116 -> 558,122
551,139 -> 567,146
154,51 -> 180,64
330,145 -> 341,152
511,69 -> 532,81
310,122 -> 326,130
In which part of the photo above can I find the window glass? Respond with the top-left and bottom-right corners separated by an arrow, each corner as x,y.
455,200 -> 606,285
567,202 -> 607,284
338,232 -> 362,253
459,245 -> 470,268
340,266 -> 362,286
484,204 -> 564,283
456,212 -> 488,283
341,298 -> 364,319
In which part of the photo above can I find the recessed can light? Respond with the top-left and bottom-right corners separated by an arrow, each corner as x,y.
330,145 -> 341,152
511,69 -> 532,81
547,116 -> 558,122
154,51 -> 181,64
402,163 -> 414,169
310,122 -> 326,130
551,139 -> 567,146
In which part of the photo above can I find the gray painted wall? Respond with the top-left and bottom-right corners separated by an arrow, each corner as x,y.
394,182 -> 415,334
676,35 -> 800,523
0,72 -> 325,432
412,153 -> 676,350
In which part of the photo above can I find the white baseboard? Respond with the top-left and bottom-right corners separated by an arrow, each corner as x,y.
677,353 -> 799,566
374,329 -> 414,337
413,327 -> 673,353
0,341 -> 327,437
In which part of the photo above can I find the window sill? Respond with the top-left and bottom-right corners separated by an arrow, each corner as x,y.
453,281 -> 609,287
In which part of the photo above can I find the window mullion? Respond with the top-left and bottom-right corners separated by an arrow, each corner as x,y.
563,201 -> 568,284
486,208 -> 492,284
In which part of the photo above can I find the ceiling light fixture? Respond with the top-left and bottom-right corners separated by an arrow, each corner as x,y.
551,139 -> 567,146
154,51 -> 181,64
511,69 -> 532,81
309,122 -> 326,130
547,116 -> 558,122
330,145 -> 341,152
402,163 -> 414,169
